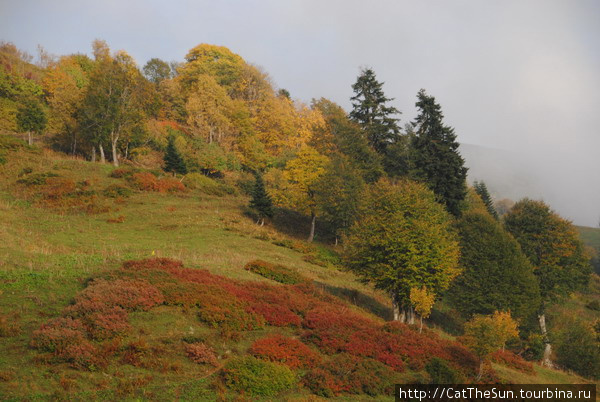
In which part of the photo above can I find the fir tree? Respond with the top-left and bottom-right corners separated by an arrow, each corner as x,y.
410,89 -> 468,216
163,135 -> 187,175
249,173 -> 273,226
349,68 -> 401,155
473,180 -> 498,219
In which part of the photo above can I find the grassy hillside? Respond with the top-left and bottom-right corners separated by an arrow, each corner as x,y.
0,138 -> 595,400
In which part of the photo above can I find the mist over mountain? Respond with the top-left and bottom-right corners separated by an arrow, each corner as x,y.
460,143 -> 598,227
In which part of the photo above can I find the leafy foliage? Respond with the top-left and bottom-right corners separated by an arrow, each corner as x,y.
244,260 -> 306,284
344,178 -> 460,313
222,356 -> 297,397
250,335 -> 320,369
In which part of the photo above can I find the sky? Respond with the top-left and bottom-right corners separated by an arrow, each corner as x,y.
1,0 -> 599,226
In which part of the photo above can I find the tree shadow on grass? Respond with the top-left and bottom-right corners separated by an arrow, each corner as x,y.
315,281 -> 393,321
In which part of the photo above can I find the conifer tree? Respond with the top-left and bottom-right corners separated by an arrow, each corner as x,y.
473,180 -> 498,219
17,99 -> 46,145
349,68 -> 401,155
410,89 -> 467,216
249,172 -> 273,226
164,135 -> 188,175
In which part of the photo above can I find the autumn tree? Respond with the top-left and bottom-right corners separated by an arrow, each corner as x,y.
80,44 -> 151,166
314,154 -> 365,243
473,180 -> 497,219
504,199 -> 591,367
463,312 -> 519,380
410,89 -> 467,216
349,68 -> 401,154
43,54 -> 93,155
344,178 -> 460,323
17,99 -> 46,145
143,58 -> 172,85
312,98 -> 383,183
185,74 -> 233,146
249,173 -> 274,226
410,286 -> 435,333
447,209 -> 540,322
267,146 -> 328,242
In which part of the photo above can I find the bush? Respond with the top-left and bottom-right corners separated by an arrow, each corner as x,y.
184,172 -> 234,196
555,320 -> 600,379
304,354 -> 397,397
250,335 -> 320,369
103,184 -> 133,198
425,357 -> 463,383
16,171 -> 59,186
586,300 -> 600,311
156,177 -> 185,193
109,167 -> 138,178
130,172 -> 159,191
244,260 -> 306,285
490,350 -> 534,374
222,356 -> 297,397
184,342 -> 218,366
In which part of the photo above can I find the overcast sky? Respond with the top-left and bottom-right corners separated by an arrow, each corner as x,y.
1,0 -> 599,226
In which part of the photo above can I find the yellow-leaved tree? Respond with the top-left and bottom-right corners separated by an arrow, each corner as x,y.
410,286 -> 435,333
267,146 -> 329,242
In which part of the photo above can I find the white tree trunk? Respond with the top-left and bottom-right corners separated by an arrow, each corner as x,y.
392,295 -> 401,321
99,144 -> 106,164
538,313 -> 554,368
91,146 -> 96,162
28,131 -> 32,146
111,131 -> 119,167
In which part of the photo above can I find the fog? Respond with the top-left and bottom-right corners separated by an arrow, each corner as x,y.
1,0 -> 599,226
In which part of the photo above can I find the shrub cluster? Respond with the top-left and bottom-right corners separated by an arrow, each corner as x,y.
184,342 -> 219,366
303,354 -> 398,397
250,335 -> 320,369
130,172 -> 185,193
222,356 -> 297,397
244,259 -> 307,284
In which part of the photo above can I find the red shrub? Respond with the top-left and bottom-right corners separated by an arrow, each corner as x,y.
72,278 -> 164,312
250,335 -> 320,369
156,177 -> 185,193
58,339 -> 106,370
248,303 -> 302,327
31,317 -> 87,353
43,177 -> 76,198
131,172 -> 159,191
304,354 -> 397,397
184,342 -> 218,366
122,257 -> 184,272
491,350 -> 534,374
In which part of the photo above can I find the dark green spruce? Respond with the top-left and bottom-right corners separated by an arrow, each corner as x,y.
410,89 -> 468,216
473,180 -> 498,219
249,173 -> 273,226
163,135 -> 188,175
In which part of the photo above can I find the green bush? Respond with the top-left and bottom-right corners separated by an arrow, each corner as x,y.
16,171 -> 59,186
425,357 -> 462,384
103,184 -> 133,198
555,320 -> 600,379
184,173 -> 235,196
222,356 -> 297,397
244,260 -> 306,284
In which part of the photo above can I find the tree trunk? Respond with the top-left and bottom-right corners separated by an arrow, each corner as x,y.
260,217 -> 265,227
99,144 -> 106,164
477,360 -> 484,381
111,132 -> 119,167
391,295 -> 401,321
307,213 -> 316,242
28,131 -> 32,146
419,316 -> 423,333
538,313 -> 554,368
91,146 -> 96,162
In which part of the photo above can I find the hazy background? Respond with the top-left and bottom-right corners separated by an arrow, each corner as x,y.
1,0 -> 598,226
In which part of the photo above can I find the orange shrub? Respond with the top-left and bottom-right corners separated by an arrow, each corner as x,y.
130,172 -> 159,191
184,342 -> 218,366
156,177 -> 185,193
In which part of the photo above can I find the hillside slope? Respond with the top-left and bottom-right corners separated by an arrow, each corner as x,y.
0,139 -> 594,400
